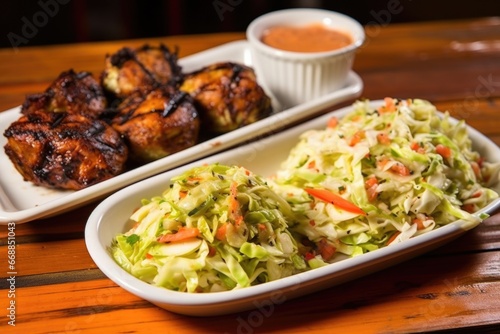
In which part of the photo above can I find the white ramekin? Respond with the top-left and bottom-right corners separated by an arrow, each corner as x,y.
247,8 -> 365,110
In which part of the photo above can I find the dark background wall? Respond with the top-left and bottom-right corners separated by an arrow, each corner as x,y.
2,0 -> 499,49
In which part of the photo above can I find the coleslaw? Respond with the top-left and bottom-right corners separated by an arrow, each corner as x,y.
110,98 -> 500,292
271,98 -> 500,258
110,164 -> 307,292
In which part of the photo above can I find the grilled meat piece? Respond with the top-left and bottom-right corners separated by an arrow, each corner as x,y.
101,44 -> 183,100
3,111 -> 128,190
21,69 -> 107,119
180,62 -> 273,134
111,86 -> 200,164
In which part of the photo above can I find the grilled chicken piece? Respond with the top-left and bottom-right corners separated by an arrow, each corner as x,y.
21,69 -> 107,119
111,86 -> 200,164
3,111 -> 128,190
180,62 -> 273,134
101,44 -> 183,100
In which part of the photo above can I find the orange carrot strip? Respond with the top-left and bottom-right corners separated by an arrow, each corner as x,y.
158,227 -> 200,243
305,188 -> 366,216
386,231 -> 400,245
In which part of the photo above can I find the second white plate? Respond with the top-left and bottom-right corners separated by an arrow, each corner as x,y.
85,100 -> 500,316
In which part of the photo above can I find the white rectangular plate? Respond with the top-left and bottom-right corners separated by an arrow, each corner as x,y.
0,40 -> 363,224
85,100 -> 500,316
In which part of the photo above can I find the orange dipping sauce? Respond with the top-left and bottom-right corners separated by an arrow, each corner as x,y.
261,23 -> 352,53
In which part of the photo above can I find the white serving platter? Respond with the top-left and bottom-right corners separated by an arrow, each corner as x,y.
85,100 -> 500,316
0,40 -> 363,224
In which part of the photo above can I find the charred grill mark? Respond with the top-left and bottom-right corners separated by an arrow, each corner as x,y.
33,141 -> 55,181
75,71 -> 92,80
109,44 -> 182,87
116,45 -> 156,83
85,121 -> 106,137
51,113 -> 67,128
123,109 -> 137,124
4,109 -> 128,190
21,69 -> 107,118
109,47 -> 135,67
162,91 -> 188,117
230,63 -> 244,85
112,93 -> 146,125
98,108 -> 120,121
109,48 -> 159,91
115,105 -> 141,125
179,61 -> 271,134
109,85 -> 200,163
81,77 -> 105,104
92,139 -> 124,160
59,127 -> 79,138
130,55 -> 158,84
160,44 -> 183,85
4,122 -> 47,142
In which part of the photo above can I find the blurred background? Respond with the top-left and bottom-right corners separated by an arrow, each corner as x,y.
2,0 -> 499,49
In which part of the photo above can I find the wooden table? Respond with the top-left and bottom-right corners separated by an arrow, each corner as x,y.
1,17 -> 500,333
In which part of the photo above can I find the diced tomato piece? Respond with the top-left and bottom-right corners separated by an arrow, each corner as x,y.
377,158 -> 411,176
390,162 -> 411,176
377,132 -> 391,145
411,141 -> 425,154
470,161 -> 481,179
461,204 -> 475,213
215,224 -> 227,241
349,130 -> 365,146
304,252 -> 315,261
477,156 -> 484,168
229,181 -> 243,224
435,144 -> 452,159
208,245 -> 217,257
378,97 -> 397,113
327,117 -> 338,128
317,238 -> 336,261
365,176 -> 378,188
377,157 -> 390,169
365,176 -> 379,202
234,215 -> 243,226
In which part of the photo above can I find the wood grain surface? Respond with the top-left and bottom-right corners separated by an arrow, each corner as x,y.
1,17 -> 500,334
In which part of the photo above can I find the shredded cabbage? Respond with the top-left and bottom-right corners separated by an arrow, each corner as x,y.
110,98 -> 500,293
271,98 -> 499,256
110,164 -> 307,292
